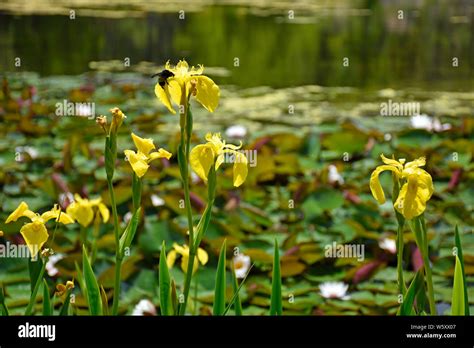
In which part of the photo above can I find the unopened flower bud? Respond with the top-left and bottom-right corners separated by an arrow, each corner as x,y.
55,280 -> 74,296
96,115 -> 107,132
109,107 -> 126,135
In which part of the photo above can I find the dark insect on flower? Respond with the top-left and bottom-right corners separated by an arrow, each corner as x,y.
151,69 -> 175,89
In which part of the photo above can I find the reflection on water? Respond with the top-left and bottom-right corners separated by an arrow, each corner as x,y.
0,1 -> 472,90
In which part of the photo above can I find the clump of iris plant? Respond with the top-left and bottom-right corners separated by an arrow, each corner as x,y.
370,154 -> 436,314
154,60 -> 249,315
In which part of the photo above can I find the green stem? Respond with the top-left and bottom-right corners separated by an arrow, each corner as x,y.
180,112 -> 195,245
178,99 -> 198,315
193,270 -> 199,315
391,174 -> 406,297
178,160 -> 196,315
179,169 -> 216,315
113,256 -> 123,313
183,180 -> 194,243
422,251 -> 436,315
132,173 -> 142,213
418,217 -> 436,315
108,178 -> 121,315
396,223 -> 406,296
25,258 -> 46,315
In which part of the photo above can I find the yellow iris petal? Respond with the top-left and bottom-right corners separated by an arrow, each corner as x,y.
97,203 -> 110,223
402,175 -> 419,219
20,221 -> 49,258
233,152 -> 248,187
206,133 -> 225,154
124,149 -> 149,178
190,144 -> 215,183
172,243 -> 188,255
380,154 -> 403,171
167,79 -> 186,109
66,202 -> 94,227
148,148 -> 172,162
197,247 -> 209,265
394,169 -> 433,219
205,132 -> 214,142
74,194 -> 86,204
369,164 -> 400,204
88,197 -> 101,206
405,156 -> 426,170
57,212 -> 75,224
194,75 -> 220,113
131,133 -> 155,155
215,153 -> 225,171
166,249 -> 177,269
154,83 -> 176,114
6,201 -> 35,223
173,60 -> 190,77
40,210 -> 57,223
417,169 -> 434,199
41,204 -> 74,224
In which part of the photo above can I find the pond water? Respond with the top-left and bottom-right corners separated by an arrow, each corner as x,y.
0,1 -> 472,90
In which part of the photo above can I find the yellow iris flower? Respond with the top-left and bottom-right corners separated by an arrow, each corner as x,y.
166,243 -> 208,274
154,60 -> 220,114
370,154 -> 434,220
66,194 -> 110,227
5,202 -> 74,257
124,133 -> 172,178
190,133 -> 248,187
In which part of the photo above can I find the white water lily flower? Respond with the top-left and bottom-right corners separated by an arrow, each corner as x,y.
46,253 -> 64,277
319,282 -> 350,300
378,237 -> 397,254
15,146 -> 39,161
328,165 -> 344,184
150,194 -> 165,207
410,114 -> 451,132
233,253 -> 251,279
225,125 -> 247,138
132,299 -> 157,316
